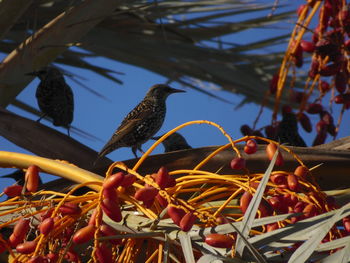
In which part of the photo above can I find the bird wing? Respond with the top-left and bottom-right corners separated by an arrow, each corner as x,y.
97,100 -> 155,160
118,99 -> 153,127
115,99 -> 155,137
101,104 -> 154,152
97,119 -> 140,157
64,83 -> 74,121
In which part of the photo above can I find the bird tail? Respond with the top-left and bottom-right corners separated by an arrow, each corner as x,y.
93,133 -> 124,167
92,145 -> 117,167
93,152 -> 105,167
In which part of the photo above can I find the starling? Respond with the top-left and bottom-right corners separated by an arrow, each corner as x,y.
96,84 -> 185,161
27,67 -> 74,135
153,132 -> 192,152
276,112 -> 307,147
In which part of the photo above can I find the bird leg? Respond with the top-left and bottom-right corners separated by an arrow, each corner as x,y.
138,147 -> 145,154
132,146 -> 138,158
37,113 -> 46,123
132,146 -> 145,158
67,126 -> 71,137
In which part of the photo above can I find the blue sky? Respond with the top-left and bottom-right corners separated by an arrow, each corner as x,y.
3,55 -> 349,159
2,58 -> 253,159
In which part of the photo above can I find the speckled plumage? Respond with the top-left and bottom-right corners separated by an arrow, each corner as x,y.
96,84 -> 184,160
30,67 -> 74,131
276,112 -> 306,147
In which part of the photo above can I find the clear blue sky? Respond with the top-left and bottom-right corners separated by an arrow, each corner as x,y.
1,1 -> 350,183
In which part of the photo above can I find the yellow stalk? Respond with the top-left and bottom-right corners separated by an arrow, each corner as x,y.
133,120 -> 237,171
0,151 -> 104,191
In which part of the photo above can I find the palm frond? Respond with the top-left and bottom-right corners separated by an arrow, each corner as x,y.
0,0 -> 294,109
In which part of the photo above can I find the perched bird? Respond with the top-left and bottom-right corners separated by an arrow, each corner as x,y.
96,84 -> 185,161
276,112 -> 307,147
153,132 -> 192,153
27,67 -> 74,135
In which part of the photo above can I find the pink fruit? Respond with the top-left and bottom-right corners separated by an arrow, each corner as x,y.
103,172 -> 125,189
73,225 -> 95,244
39,218 -> 54,236
4,185 -> 23,197
134,186 -> 159,202
167,206 -> 185,226
205,233 -> 234,248
230,157 -> 246,170
179,212 -> 196,232
16,241 -> 37,254
25,165 -> 40,192
266,143 -> 284,166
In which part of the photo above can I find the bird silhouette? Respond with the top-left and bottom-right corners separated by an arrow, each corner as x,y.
96,84 -> 185,162
153,132 -> 192,152
27,67 -> 74,135
276,112 -> 306,147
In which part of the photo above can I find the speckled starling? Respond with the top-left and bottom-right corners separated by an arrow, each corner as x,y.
276,112 -> 307,147
27,67 -> 74,135
96,84 -> 185,161
153,132 -> 192,152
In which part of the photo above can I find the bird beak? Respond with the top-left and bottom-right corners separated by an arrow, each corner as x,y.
169,87 -> 185,93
